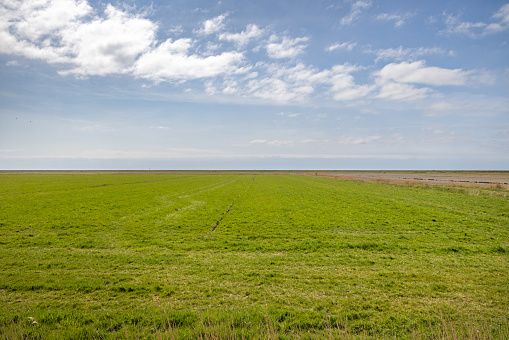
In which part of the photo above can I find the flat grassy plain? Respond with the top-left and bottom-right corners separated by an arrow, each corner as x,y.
1,172 -> 508,339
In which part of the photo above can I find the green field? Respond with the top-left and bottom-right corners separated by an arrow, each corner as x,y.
1,173 -> 508,339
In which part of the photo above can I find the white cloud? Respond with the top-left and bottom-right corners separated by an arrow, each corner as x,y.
326,41 -> 357,52
338,135 -> 381,145
0,1 -> 157,76
60,4 -> 157,76
8,0 -> 92,42
282,63 -> 330,84
1,1 -> 498,107
267,140 -> 294,146
192,8 -> 209,14
134,38 -> 247,82
278,112 -> 302,118
329,64 -> 374,101
371,46 -> 448,63
219,24 -> 264,48
195,14 -> 227,35
235,62 -> 373,103
375,13 -> 413,27
375,81 -> 430,101
372,60 -> 479,101
266,35 -> 309,59
249,139 -> 295,147
249,139 -> 267,144
330,74 -> 374,101
203,41 -> 221,56
167,25 -> 184,35
340,0 -> 372,26
443,13 -> 486,37
221,78 -> 239,94
375,60 -> 471,86
242,62 -> 329,103
492,4 -> 509,23
441,4 -> 509,37
485,4 -> 509,34
0,0 -> 90,61
247,77 -> 311,103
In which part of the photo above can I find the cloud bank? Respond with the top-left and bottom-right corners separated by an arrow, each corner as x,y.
0,0 -> 503,105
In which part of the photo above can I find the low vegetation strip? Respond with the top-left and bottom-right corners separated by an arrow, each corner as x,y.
0,173 -> 508,339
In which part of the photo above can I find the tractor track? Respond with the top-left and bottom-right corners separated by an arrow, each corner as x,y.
212,175 -> 256,231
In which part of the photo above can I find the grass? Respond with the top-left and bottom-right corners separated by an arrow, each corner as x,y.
0,172 -> 508,339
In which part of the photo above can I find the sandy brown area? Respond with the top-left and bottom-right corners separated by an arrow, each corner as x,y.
310,171 -> 509,189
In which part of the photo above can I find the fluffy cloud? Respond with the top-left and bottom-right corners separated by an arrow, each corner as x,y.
195,14 -> 227,35
442,4 -> 509,37
0,1 -> 157,75
1,2 -> 250,81
242,63 -> 328,103
133,39 -> 247,82
485,3 -> 509,34
0,0 -> 494,106
372,60 -> 474,101
340,0 -> 372,26
375,60 -> 471,86
219,24 -> 264,48
0,0 -> 89,61
328,64 -> 374,101
246,77 -> 313,103
60,5 -> 157,76
282,63 -> 330,84
375,81 -> 430,101
266,35 -> 309,59
206,61 -> 374,103
7,0 -> 92,41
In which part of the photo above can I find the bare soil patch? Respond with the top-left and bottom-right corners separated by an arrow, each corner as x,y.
308,171 -> 509,189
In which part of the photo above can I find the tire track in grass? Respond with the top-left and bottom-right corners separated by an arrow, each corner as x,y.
115,177 -> 242,226
212,176 -> 256,231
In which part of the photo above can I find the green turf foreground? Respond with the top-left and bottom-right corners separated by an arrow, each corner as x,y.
1,173 -> 508,339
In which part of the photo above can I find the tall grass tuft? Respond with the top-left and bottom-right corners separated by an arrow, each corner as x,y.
4,310 -> 507,339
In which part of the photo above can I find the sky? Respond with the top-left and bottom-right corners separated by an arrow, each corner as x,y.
0,0 -> 508,170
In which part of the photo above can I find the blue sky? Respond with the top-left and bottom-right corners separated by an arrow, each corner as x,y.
1,0 -> 508,170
